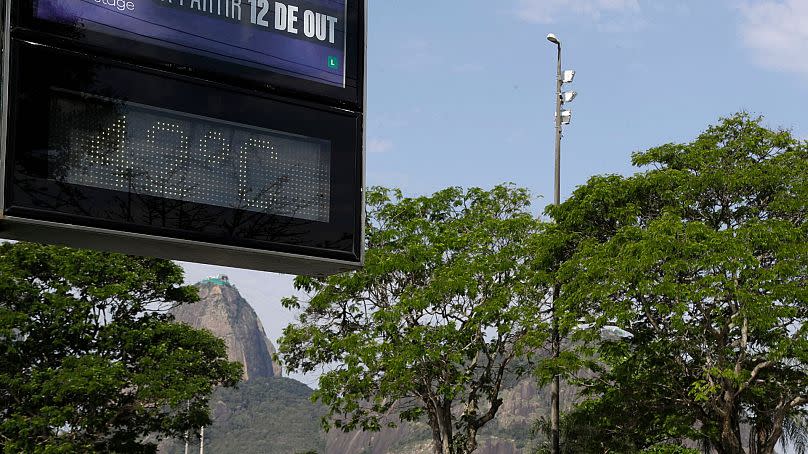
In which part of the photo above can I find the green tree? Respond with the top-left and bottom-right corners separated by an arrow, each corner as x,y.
279,185 -> 549,454
550,113 -> 807,453
534,337 -> 702,452
0,242 -> 243,453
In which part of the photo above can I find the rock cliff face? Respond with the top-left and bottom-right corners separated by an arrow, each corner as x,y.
170,275 -> 282,380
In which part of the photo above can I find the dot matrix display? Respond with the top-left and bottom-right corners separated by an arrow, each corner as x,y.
49,94 -> 332,223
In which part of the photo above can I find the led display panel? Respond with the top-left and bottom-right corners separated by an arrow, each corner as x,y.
50,91 -> 332,222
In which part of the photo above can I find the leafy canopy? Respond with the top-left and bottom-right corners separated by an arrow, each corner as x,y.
279,185 -> 550,454
551,113 -> 807,453
0,242 -> 242,453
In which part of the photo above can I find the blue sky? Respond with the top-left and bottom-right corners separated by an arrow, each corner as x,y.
182,0 -> 808,384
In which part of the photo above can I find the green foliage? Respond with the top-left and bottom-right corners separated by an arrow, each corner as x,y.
159,377 -> 327,454
279,185 -> 550,453
642,444 -> 700,454
551,113 -> 808,453
0,242 -> 242,453
534,337 -> 700,453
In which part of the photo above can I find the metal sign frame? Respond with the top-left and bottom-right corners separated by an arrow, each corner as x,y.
0,0 -> 366,277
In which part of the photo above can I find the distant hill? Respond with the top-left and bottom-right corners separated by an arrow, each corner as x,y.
161,276 -> 561,453
160,377 -> 327,454
323,375 -> 578,454
161,377 -> 554,454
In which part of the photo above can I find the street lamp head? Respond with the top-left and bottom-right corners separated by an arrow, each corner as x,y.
556,109 -> 572,125
546,33 -> 560,45
563,91 -> 577,103
562,69 -> 576,83
601,325 -> 634,341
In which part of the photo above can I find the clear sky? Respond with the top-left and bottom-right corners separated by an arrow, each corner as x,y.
182,0 -> 808,385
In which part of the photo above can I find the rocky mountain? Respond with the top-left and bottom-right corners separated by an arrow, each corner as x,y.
171,275 -> 282,380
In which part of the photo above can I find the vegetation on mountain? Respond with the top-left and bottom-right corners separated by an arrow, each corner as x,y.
0,243 -> 242,453
159,377 -> 327,454
279,185 -> 551,454
547,113 -> 808,453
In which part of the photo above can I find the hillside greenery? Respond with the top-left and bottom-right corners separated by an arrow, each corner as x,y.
159,377 -> 327,454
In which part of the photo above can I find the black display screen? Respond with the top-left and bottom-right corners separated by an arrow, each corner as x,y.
4,42 -> 362,263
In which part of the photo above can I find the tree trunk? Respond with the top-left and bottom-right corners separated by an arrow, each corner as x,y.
462,427 -> 478,454
749,400 -> 792,454
719,422 -> 744,453
757,421 -> 784,454
748,425 -> 757,454
760,427 -> 783,454
430,414 -> 443,454
428,399 -> 454,454
718,397 -> 745,454
440,401 -> 452,454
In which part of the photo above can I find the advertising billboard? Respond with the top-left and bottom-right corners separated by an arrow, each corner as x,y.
35,0 -> 348,88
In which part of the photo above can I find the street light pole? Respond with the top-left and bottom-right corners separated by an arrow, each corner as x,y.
546,32 -> 573,454
551,38 -> 562,454
552,38 -> 562,209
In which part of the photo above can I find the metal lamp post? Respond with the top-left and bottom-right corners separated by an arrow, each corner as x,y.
546,32 -> 575,454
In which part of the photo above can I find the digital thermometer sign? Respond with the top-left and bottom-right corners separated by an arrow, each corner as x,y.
0,0 -> 366,276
